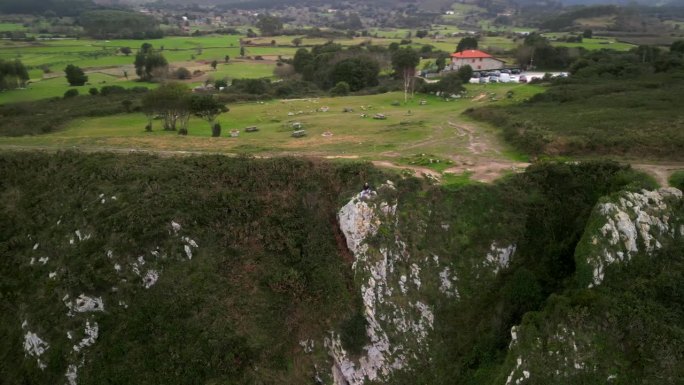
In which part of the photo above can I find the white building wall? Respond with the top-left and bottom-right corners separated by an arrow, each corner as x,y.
451,57 -> 504,71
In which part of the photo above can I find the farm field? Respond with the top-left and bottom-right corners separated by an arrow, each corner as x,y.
0,84 -> 543,182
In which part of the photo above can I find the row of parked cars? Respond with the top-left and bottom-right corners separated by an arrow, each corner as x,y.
470,70 -> 568,84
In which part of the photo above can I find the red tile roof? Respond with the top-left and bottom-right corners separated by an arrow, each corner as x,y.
451,50 -> 494,59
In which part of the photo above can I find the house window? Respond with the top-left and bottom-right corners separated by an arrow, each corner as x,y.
472,59 -> 476,63
479,58 -> 483,61
477,65 -> 481,69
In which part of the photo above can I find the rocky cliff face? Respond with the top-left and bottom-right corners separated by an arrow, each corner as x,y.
329,182 -> 517,385
500,187 -> 684,385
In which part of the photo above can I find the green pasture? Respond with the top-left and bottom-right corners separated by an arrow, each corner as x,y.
550,37 -> 635,52
0,73 -> 153,104
0,84 -> 543,161
210,61 -> 276,80
0,22 -> 28,32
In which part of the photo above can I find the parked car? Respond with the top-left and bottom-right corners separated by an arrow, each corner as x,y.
499,73 -> 511,83
489,76 -> 499,83
511,69 -> 521,75
500,69 -> 511,74
519,75 -> 528,83
479,77 -> 488,84
472,72 -> 481,78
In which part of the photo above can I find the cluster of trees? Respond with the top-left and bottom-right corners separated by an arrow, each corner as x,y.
79,10 -> 162,39
142,83 -> 227,136
292,43 -> 383,91
255,14 -> 283,36
134,44 -> 168,82
515,33 -> 581,70
0,59 -> 29,91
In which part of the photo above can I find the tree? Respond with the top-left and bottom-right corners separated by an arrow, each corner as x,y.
240,46 -> 245,57
134,44 -> 168,82
0,59 -> 29,91
215,79 -> 228,89
456,37 -> 478,52
455,65 -> 473,83
330,57 -> 380,92
64,89 -> 79,98
391,47 -> 420,102
330,81 -> 350,96
256,14 -> 282,36
583,29 -> 593,39
292,37 -> 303,47
64,64 -> 88,86
190,94 -> 228,133
224,55 -> 230,63
211,60 -> 218,70
671,40 -> 684,54
416,30 -> 428,38
141,82 -> 191,133
436,54 -> 449,72
428,73 -> 464,97
293,48 -> 313,76
120,47 -> 132,56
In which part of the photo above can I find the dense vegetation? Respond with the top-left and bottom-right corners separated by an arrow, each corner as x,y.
3,153 -> 676,384
0,152 -> 381,384
468,49 -> 684,160
388,161 -> 661,384
79,10 -> 163,40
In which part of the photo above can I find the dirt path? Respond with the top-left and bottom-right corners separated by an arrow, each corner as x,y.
372,160 -> 442,179
633,163 -> 683,187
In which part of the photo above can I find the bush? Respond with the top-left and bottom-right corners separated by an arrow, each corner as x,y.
669,171 -> 684,190
88,87 -> 99,96
211,122 -> 221,137
100,85 -> 126,96
63,89 -> 79,98
330,81 -> 350,96
339,312 -> 367,355
174,67 -> 192,80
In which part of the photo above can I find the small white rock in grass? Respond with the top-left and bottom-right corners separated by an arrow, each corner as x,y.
106,250 -> 113,259
49,271 -> 57,279
137,256 -> 145,266
67,331 -> 73,340
73,322 -> 98,352
67,294 -> 104,313
69,238 -> 74,245
111,196 -> 117,200
183,237 -> 199,248
171,221 -> 182,233
33,243 -> 39,250
21,320 -> 28,329
118,300 -> 128,309
142,270 -> 159,289
114,263 -> 121,272
75,230 -> 83,241
30,257 -> 35,265
23,331 -> 49,368
184,245 -> 193,260
65,364 -> 78,385
38,257 -> 49,265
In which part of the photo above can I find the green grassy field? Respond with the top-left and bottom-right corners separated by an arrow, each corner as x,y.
0,73 -> 154,104
545,36 -> 635,51
0,85 -> 544,180
0,22 -> 28,32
